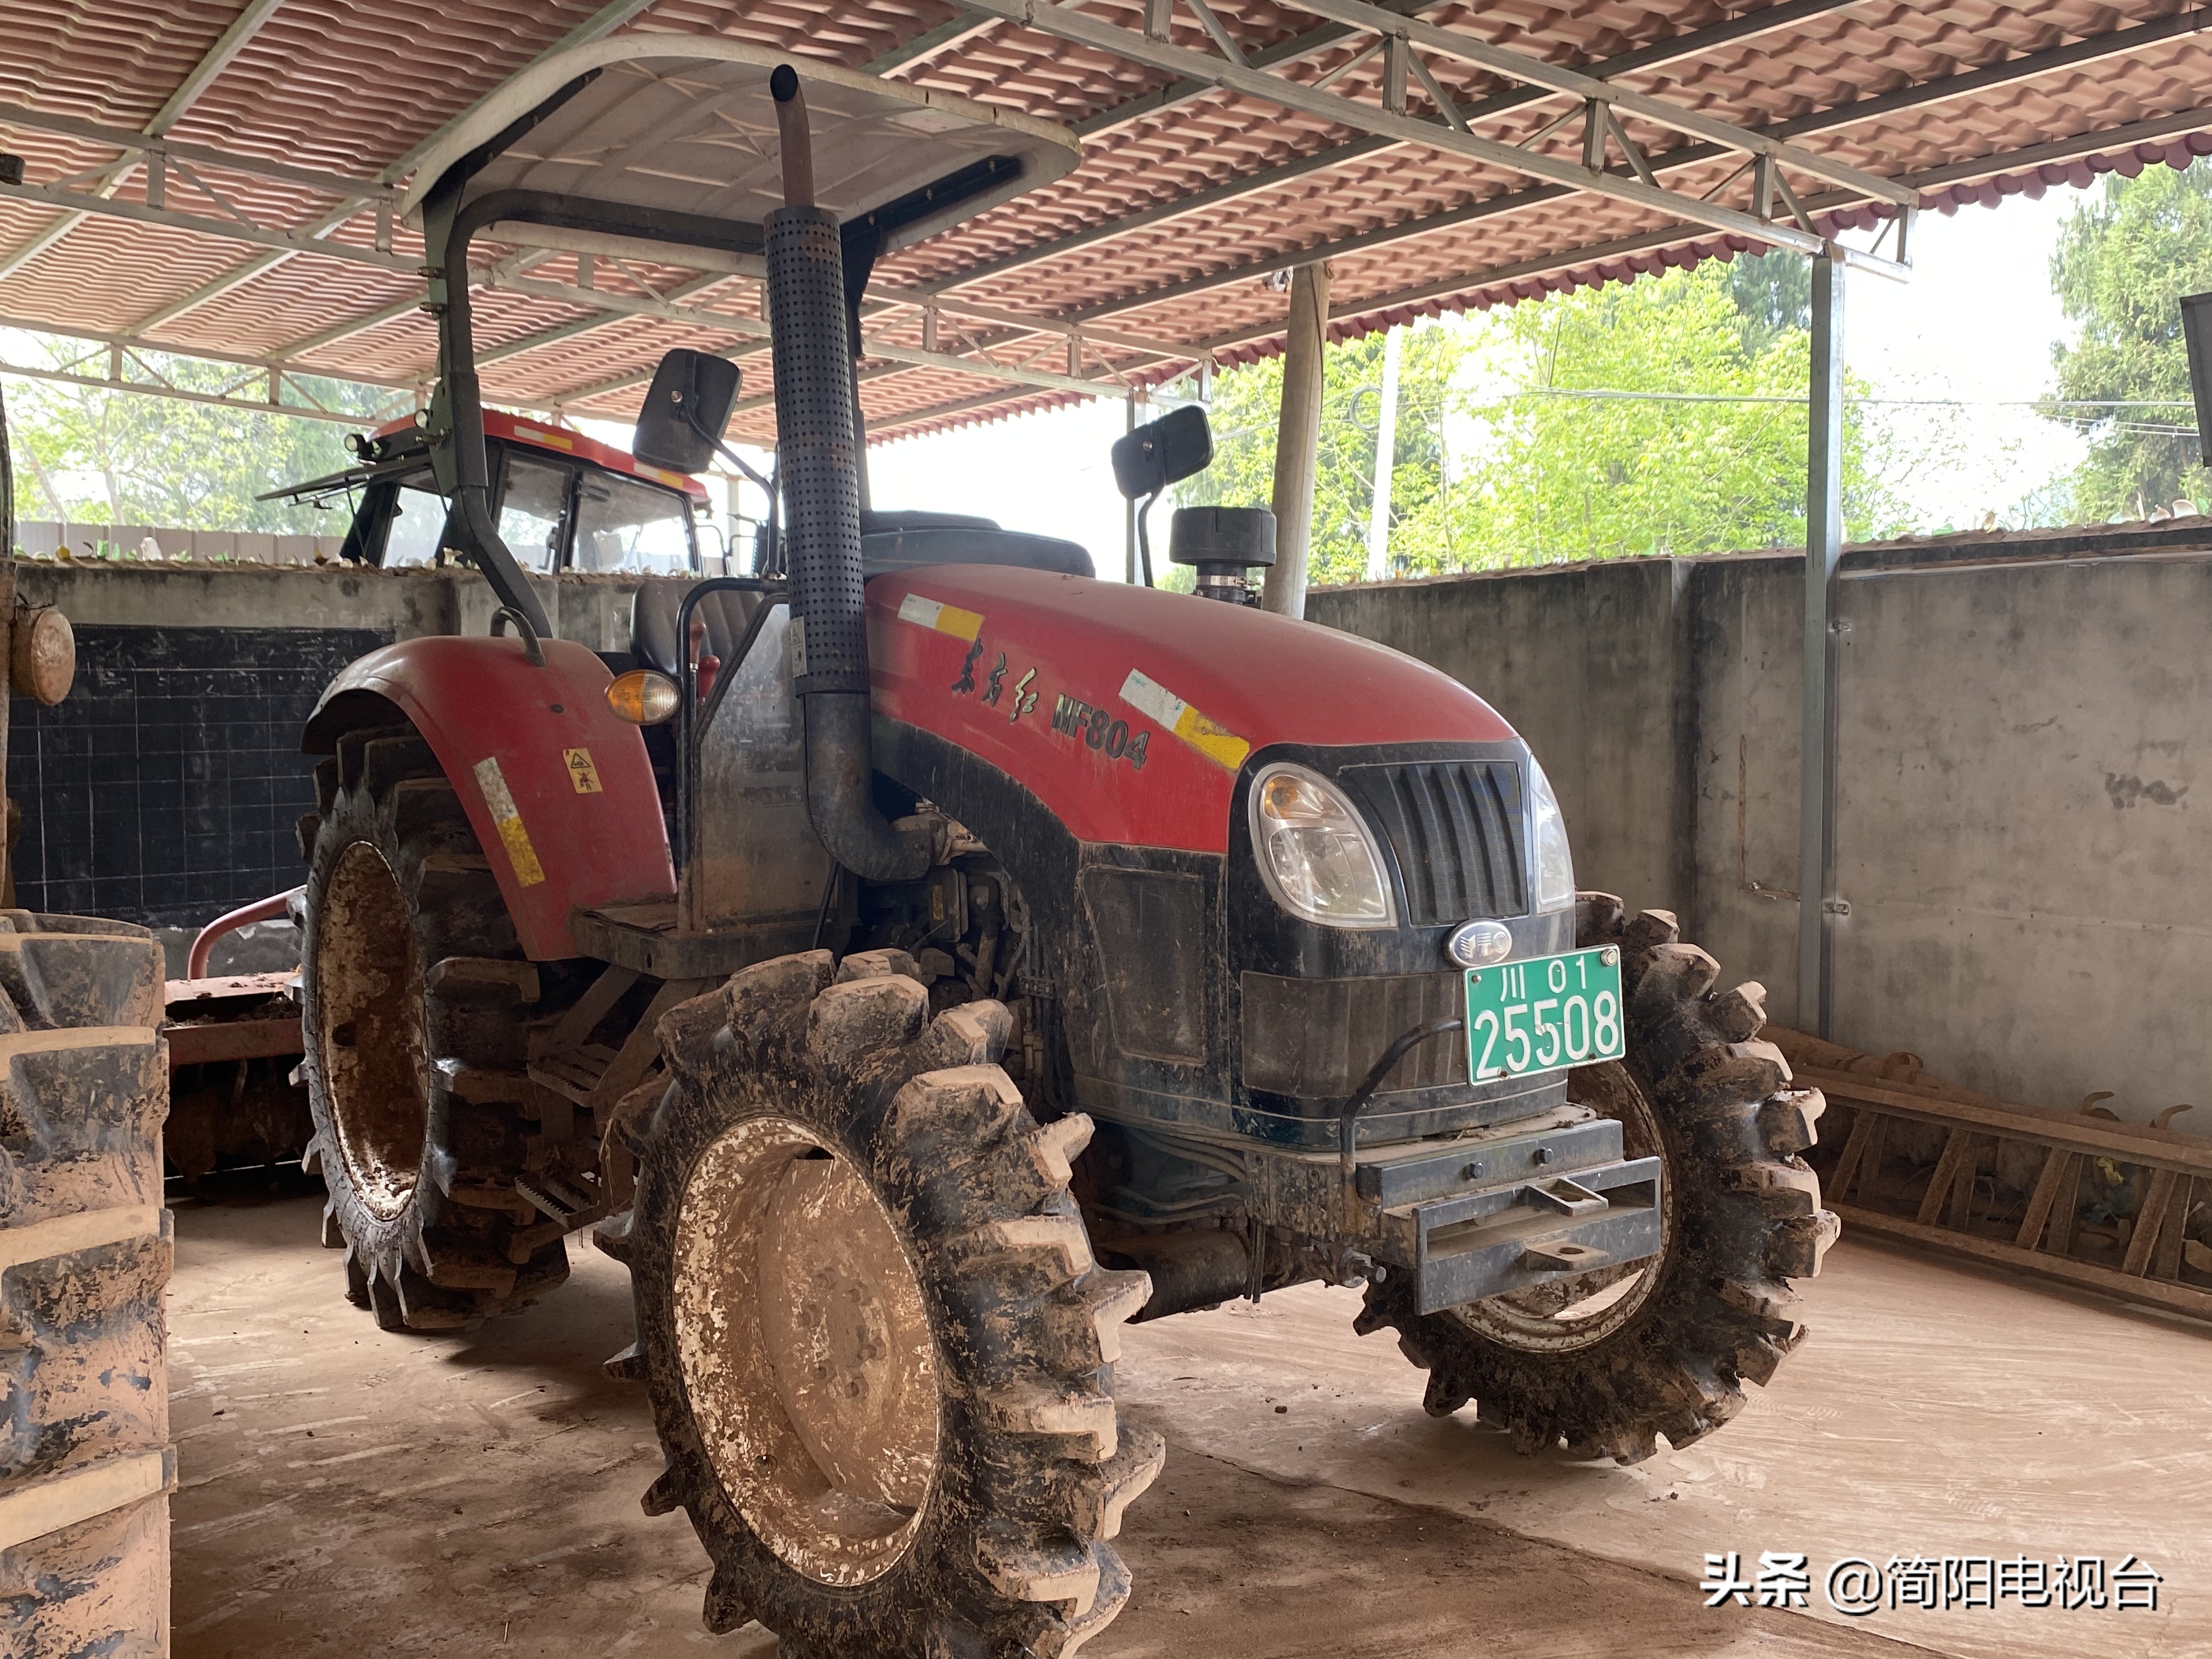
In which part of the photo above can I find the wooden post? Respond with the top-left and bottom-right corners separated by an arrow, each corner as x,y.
1261,260 -> 1329,619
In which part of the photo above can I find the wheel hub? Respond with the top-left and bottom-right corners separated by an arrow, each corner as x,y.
674,1117 -> 939,1586
313,840 -> 431,1221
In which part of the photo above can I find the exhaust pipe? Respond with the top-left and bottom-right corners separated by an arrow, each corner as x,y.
768,65 -> 930,883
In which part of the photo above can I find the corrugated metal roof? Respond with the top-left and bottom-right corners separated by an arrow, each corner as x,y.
0,0 -> 2205,443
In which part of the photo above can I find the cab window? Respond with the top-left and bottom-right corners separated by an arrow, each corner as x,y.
382,481 -> 447,568
574,471 -> 696,574
497,452 -> 572,572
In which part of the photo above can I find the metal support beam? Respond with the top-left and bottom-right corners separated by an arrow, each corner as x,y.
0,358 -> 413,427
485,271 -> 1150,402
0,0 -> 287,282
1798,245 -> 1847,1036
954,0 -> 1908,260
864,12 -> 1001,74
935,0 -> 1863,302
0,100 -> 394,204
930,0 -> 2181,317
268,296 -> 425,362
0,178 -> 416,274
1262,259 -> 1330,618
146,0 -> 289,135
121,0 -> 654,335
0,310 -> 419,393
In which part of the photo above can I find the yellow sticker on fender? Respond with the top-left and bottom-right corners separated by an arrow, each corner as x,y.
1118,668 -> 1250,771
896,591 -> 985,641
472,755 -> 546,887
563,747 -> 602,794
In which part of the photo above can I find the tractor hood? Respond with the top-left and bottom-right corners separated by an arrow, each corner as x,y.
868,566 -> 1521,854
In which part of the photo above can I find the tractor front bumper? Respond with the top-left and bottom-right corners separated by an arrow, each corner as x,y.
1367,1111 -> 1662,1315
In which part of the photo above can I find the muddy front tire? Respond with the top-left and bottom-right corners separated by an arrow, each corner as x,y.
1357,896 -> 1838,1464
300,726 -> 572,1330
602,949 -> 1160,1656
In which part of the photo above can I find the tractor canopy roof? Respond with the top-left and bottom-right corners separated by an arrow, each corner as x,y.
396,37 -> 1082,275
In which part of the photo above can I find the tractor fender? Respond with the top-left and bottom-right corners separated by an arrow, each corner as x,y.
304,634 -> 674,960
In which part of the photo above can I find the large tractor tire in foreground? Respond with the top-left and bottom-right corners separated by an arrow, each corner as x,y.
0,913 -> 172,1657
1358,895 -> 1839,1463
300,725 -> 573,1329
602,949 -> 1160,1657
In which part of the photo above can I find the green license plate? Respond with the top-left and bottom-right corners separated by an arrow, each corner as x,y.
1465,946 -> 1625,1080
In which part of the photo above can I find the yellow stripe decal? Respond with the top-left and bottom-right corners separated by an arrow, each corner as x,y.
1119,669 -> 1250,771
897,591 -> 986,642
473,756 -> 546,887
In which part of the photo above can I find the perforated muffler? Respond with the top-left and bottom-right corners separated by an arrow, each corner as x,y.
767,65 -> 928,882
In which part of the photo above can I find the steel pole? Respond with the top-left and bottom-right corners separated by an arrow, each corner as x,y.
1797,245 -> 1847,1036
1364,323 -> 1401,582
1263,259 -> 1330,618
1124,392 -> 1139,584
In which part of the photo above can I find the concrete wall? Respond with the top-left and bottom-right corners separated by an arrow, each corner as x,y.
9,558 -> 657,928
15,555 -> 653,651
1313,537 -> 2212,1127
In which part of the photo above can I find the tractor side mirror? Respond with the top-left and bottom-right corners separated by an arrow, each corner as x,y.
1111,404 -> 1212,500
2184,292 -> 2212,469
634,349 -> 742,474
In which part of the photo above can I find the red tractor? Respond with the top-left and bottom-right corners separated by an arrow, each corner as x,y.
291,41 -> 1836,1657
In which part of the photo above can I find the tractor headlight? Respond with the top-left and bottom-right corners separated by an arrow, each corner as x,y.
1249,763 -> 1395,929
1528,757 -> 1576,913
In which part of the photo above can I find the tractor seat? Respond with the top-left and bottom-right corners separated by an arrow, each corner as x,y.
629,522 -> 1094,676
629,579 -> 764,678
859,508 -> 998,534
860,526 -> 1093,579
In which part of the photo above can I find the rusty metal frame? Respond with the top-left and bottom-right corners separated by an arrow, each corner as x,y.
956,0 -> 1914,270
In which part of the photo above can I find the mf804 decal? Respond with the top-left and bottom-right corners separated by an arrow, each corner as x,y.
1051,692 -> 1150,769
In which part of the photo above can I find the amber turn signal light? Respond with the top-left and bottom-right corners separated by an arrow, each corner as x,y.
605,668 -> 680,725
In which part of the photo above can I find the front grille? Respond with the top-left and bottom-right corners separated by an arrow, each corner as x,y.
1240,970 -> 1468,1097
1341,760 -> 1527,925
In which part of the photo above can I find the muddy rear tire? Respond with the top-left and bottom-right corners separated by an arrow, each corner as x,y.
300,726 -> 572,1330
602,948 -> 1160,1656
0,913 -> 172,1657
1356,896 -> 1838,1464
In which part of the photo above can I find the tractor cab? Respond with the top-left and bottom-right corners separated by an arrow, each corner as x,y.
270,410 -> 713,576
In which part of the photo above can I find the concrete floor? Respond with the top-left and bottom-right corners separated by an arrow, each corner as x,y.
166,1190 -> 2207,1658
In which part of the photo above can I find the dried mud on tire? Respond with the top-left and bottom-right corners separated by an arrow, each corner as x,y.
605,949 -> 1161,1658
1358,894 -> 1840,1464
300,727 -> 576,1330
0,912 -> 173,1658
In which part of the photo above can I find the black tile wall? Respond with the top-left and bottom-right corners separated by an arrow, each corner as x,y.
10,626 -> 388,928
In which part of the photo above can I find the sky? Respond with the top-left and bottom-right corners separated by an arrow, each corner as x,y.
836,182 -> 2101,577
1843,188 -> 2087,529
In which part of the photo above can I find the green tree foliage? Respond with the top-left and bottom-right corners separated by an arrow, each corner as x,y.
2045,162 -> 2212,518
1182,257 -> 1909,582
1180,326 -> 1460,584
4,336 -> 396,541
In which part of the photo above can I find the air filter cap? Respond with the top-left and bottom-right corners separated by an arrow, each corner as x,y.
1168,505 -> 1277,568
